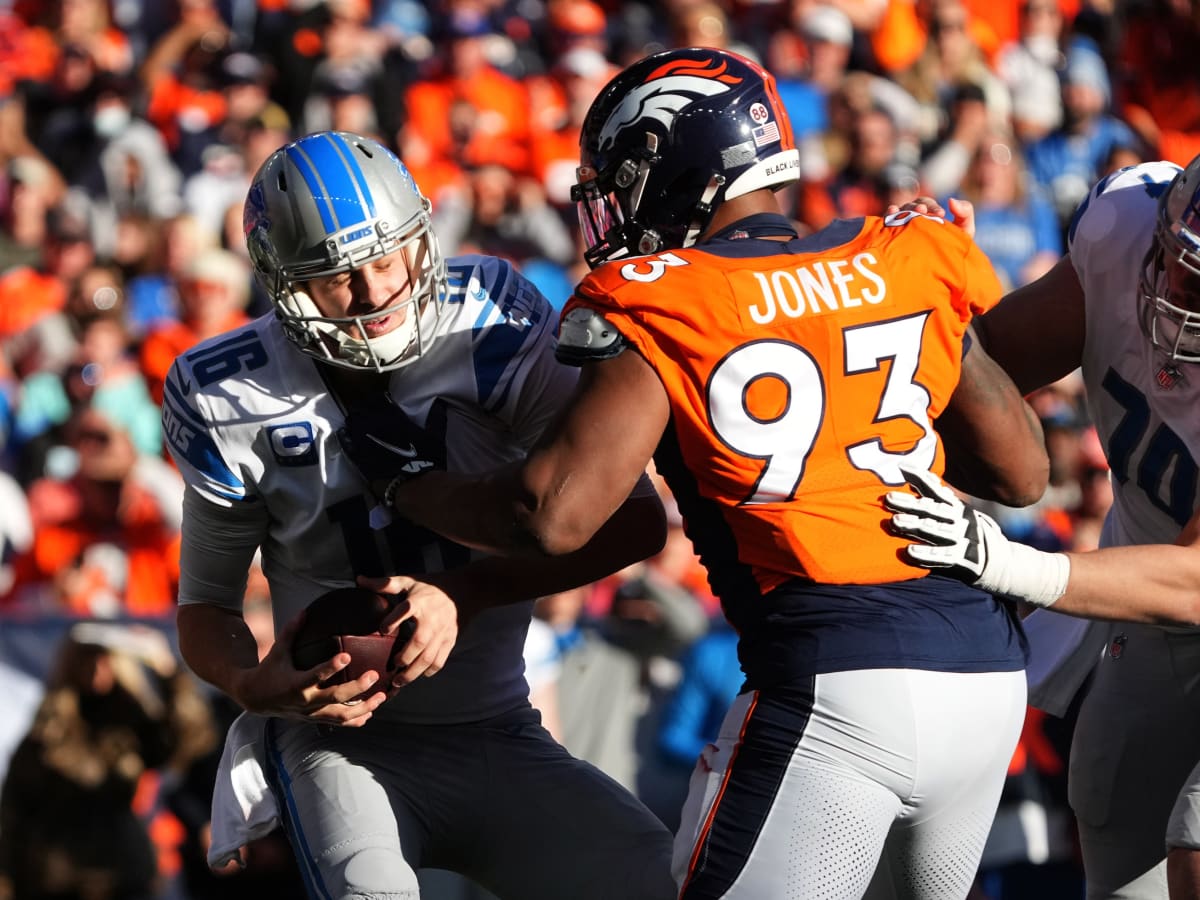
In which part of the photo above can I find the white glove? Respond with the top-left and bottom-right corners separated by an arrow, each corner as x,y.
884,467 -> 1069,609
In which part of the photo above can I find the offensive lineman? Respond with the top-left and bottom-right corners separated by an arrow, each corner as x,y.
891,154 -> 1200,900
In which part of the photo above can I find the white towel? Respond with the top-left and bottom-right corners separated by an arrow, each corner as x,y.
207,712 -> 281,870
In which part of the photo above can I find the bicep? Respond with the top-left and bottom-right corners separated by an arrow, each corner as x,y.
518,348 -> 671,552
937,329 -> 1049,506
974,255 -> 1086,395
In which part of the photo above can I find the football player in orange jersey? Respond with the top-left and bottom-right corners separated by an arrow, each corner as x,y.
353,48 -> 1049,899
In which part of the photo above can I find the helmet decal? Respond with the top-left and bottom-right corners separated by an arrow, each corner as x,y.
597,59 -> 742,151
284,131 -> 377,234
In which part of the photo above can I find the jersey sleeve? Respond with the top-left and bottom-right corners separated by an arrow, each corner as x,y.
962,236 -> 1005,316
176,486 -> 267,609
465,257 -> 581,449
162,356 -> 254,506
1067,160 -> 1181,273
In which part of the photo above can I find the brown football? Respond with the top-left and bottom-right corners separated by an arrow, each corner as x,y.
291,586 -> 412,701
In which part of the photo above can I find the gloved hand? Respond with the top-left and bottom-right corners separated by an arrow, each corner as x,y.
883,467 -> 1069,608
337,392 -> 443,494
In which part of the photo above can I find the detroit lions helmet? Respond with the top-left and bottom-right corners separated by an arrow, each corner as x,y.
573,47 -> 800,269
1139,153 -> 1200,363
244,131 -> 448,371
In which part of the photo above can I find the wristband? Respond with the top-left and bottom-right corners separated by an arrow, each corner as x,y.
981,540 -> 1071,608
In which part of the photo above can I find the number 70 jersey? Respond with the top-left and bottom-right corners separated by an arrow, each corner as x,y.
565,213 -> 1004,592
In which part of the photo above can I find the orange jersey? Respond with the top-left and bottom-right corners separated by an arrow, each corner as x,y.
566,213 -> 1002,594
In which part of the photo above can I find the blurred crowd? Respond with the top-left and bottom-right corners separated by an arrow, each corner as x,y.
0,0 -> 1196,896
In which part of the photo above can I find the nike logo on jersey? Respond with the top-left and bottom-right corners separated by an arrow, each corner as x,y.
366,434 -> 419,458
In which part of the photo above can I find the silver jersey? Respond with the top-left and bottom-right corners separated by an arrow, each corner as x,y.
1072,161 -> 1194,551
164,255 -> 576,723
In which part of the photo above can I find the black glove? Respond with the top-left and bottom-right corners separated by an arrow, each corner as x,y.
337,392 -> 443,492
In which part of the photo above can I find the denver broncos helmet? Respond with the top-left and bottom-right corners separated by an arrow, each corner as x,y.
243,131 -> 448,372
1139,153 -> 1200,363
573,47 -> 800,269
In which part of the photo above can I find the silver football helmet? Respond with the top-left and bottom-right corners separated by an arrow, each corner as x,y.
243,131 -> 448,371
1139,154 -> 1200,363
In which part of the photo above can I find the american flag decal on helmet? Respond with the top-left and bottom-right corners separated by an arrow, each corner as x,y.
752,122 -> 780,147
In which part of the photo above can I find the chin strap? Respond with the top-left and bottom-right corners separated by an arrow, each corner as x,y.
682,174 -> 727,249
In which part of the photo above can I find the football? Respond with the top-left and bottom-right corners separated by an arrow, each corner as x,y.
291,586 -> 412,701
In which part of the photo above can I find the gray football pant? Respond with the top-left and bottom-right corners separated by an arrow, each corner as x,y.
266,706 -> 676,900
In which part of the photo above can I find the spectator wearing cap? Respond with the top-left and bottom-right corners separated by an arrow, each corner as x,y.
528,46 -> 616,210
768,4 -> 853,154
1024,36 -> 1138,234
139,247 -> 251,406
215,51 -> 286,149
400,4 -> 533,200
994,0 -> 1065,145
24,41 -> 107,182
298,0 -> 388,136
303,65 -> 383,140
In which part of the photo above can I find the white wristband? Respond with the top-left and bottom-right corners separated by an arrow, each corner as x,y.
979,539 -> 1070,608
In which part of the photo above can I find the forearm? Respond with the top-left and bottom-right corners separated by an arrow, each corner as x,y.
1058,545 -> 1200,626
428,495 -> 667,615
175,603 -> 261,703
392,464 -> 544,556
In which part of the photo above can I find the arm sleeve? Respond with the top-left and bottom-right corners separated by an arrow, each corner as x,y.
176,487 -> 268,610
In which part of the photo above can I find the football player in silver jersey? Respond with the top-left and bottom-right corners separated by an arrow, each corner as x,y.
167,131 -> 675,900
888,153 -> 1200,900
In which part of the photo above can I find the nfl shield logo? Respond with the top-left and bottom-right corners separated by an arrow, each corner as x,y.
1157,365 -> 1183,389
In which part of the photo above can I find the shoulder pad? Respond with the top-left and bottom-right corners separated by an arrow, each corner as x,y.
556,307 -> 628,367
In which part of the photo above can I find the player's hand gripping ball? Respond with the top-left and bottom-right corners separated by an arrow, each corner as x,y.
291,586 -> 416,702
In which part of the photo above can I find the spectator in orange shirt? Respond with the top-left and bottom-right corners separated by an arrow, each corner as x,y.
400,5 -> 532,199
139,0 -> 230,175
7,403 -> 182,617
0,200 -> 93,347
139,247 -> 251,406
528,46 -> 616,213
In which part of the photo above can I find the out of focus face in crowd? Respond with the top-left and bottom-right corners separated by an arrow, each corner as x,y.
69,408 -> 136,484
851,107 -> 898,176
